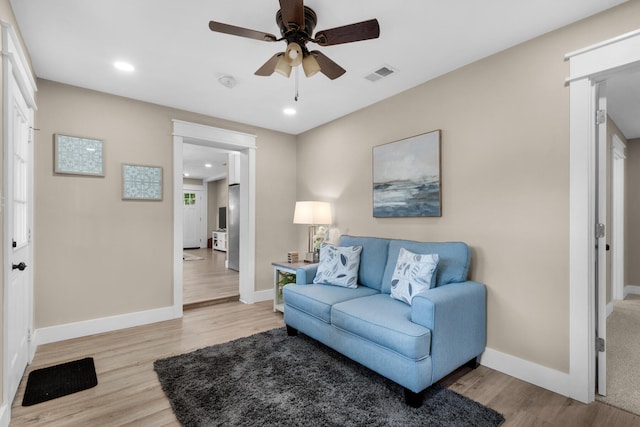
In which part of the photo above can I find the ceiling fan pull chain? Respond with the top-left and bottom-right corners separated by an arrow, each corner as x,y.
294,66 -> 300,101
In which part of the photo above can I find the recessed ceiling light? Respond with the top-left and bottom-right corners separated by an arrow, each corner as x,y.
283,108 -> 296,115
205,163 -> 212,168
114,61 -> 135,72
183,172 -> 190,177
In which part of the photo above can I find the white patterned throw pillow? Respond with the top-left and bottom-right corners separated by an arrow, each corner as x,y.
312,243 -> 362,288
390,248 -> 439,305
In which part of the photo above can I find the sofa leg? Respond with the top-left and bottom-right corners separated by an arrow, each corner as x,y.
465,357 -> 480,369
404,388 -> 425,408
286,325 -> 298,336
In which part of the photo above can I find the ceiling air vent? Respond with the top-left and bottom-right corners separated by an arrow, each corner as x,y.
364,65 -> 397,82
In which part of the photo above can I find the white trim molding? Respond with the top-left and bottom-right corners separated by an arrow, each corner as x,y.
0,21 -> 36,109
624,285 -> 640,298
480,348 -> 570,398
172,120 -> 258,306
567,29 -> 640,404
34,306 -> 176,346
0,403 -> 8,427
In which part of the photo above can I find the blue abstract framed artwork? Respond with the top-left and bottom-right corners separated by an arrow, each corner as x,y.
122,164 -> 163,201
373,130 -> 441,217
54,134 -> 104,176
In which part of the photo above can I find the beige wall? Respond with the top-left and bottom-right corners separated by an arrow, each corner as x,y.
34,79 -> 297,328
295,1 -> 640,373
626,138 -> 640,285
206,178 -> 227,236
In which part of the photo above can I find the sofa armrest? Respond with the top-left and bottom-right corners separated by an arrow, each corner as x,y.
295,264 -> 319,285
411,281 -> 486,384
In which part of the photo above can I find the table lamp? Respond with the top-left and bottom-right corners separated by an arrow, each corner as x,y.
293,201 -> 332,262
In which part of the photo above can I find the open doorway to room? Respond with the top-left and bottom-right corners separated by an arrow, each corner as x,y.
566,28 -> 640,406
594,69 -> 640,414
172,120 -> 257,316
181,143 -> 239,308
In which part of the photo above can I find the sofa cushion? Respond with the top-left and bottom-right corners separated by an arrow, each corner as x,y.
390,249 -> 439,305
381,240 -> 470,294
339,235 -> 390,291
313,243 -> 362,288
331,294 -> 431,360
283,284 -> 379,324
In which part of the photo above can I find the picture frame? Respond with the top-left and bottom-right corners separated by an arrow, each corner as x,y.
373,129 -> 442,217
54,134 -> 104,176
122,164 -> 163,201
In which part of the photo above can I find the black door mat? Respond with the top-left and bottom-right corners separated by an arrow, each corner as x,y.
22,357 -> 98,406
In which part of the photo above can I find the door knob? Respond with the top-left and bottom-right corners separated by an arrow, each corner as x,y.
12,262 -> 26,271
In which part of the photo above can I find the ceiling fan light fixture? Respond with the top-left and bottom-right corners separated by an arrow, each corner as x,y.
274,55 -> 292,77
302,54 -> 321,77
285,42 -> 303,67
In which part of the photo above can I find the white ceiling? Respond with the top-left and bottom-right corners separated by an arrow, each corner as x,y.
607,70 -> 640,140
182,142 -> 229,181
11,0 -> 631,138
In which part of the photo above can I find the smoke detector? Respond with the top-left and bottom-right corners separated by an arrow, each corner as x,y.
218,75 -> 237,89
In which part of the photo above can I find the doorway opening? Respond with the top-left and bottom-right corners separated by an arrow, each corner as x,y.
172,120 -> 257,319
566,28 -> 640,404
182,144 -> 240,308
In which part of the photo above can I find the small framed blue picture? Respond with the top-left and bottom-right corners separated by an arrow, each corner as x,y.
54,134 -> 104,176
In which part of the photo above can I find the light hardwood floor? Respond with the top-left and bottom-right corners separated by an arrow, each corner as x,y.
11,301 -> 640,426
182,248 -> 239,308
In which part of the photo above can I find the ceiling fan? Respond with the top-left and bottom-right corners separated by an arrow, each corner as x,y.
208,0 -> 380,80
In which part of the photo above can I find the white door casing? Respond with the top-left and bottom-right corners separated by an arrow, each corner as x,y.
595,83 -> 607,397
172,120 -> 257,315
1,20 -> 37,414
611,135 -> 625,302
567,28 -> 640,403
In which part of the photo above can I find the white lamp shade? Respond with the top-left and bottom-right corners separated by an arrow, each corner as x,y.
275,55 -> 292,77
302,54 -> 321,77
285,42 -> 303,67
293,201 -> 332,225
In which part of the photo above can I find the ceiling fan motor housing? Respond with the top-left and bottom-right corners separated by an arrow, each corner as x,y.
276,6 -> 317,55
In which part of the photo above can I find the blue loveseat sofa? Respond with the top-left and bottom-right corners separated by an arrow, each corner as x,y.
282,235 -> 486,406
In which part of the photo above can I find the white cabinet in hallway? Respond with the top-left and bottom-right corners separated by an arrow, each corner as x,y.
212,231 -> 227,252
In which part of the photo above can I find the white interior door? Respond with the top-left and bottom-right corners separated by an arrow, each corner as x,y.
611,135 -> 625,302
183,189 -> 202,248
595,82 -> 608,397
4,71 -> 34,404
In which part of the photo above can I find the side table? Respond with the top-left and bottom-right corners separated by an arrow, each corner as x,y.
272,261 -> 309,313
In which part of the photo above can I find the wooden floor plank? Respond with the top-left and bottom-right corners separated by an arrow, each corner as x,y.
11,300 -> 640,426
183,248 -> 239,306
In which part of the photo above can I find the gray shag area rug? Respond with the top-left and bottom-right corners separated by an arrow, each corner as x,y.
154,328 -> 504,426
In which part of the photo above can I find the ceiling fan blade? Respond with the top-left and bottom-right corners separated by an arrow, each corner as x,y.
255,53 -> 284,76
310,51 -> 346,80
315,19 -> 380,46
279,0 -> 305,30
209,21 -> 277,42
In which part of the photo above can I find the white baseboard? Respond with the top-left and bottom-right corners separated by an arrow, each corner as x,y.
607,301 -> 614,318
34,305 -> 179,346
480,347 -> 570,398
0,403 -> 9,427
624,285 -> 640,298
240,289 -> 273,305
253,289 -> 274,303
